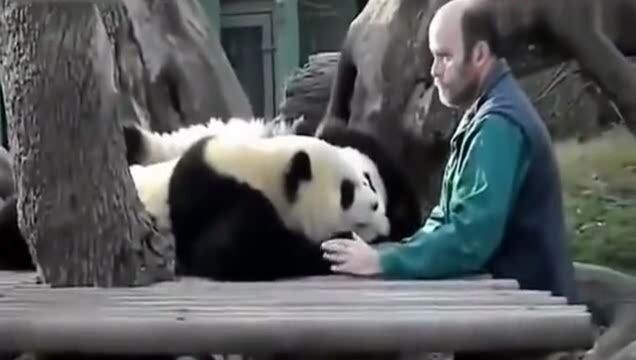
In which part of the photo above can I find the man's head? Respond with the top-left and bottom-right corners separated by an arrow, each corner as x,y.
428,0 -> 500,108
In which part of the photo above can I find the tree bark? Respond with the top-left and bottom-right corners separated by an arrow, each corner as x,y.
97,1 -> 127,46
0,2 -> 173,287
112,0 -> 254,133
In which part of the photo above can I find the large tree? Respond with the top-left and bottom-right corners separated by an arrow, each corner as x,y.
0,2 -> 173,287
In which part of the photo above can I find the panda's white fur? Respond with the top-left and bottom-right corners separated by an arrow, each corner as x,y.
128,160 -> 176,233
125,117 -> 294,166
130,134 -> 388,281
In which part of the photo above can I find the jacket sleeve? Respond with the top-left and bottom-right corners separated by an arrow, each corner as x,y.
377,114 -> 530,279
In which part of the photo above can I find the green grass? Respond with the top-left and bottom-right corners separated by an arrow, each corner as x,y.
555,125 -> 636,274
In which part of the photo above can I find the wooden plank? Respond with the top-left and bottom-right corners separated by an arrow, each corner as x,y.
0,288 -> 561,298
0,272 -> 594,355
0,294 -> 568,308
0,275 -> 521,291
0,301 -> 589,313
0,312 -> 593,354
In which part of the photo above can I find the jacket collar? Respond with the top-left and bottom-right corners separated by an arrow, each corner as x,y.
464,58 -> 511,118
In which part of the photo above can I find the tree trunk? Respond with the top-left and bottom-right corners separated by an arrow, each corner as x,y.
112,0 -> 254,133
97,2 -> 127,46
0,2 -> 173,287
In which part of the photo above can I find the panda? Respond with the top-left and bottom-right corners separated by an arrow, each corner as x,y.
131,134 -> 390,281
123,117 -> 422,242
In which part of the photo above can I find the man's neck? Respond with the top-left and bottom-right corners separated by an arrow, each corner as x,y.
476,58 -> 497,95
462,58 -> 498,113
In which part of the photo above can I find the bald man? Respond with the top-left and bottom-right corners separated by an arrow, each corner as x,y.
322,0 -> 578,304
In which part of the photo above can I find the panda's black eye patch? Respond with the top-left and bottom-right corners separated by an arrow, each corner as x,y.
363,171 -> 376,193
340,179 -> 355,210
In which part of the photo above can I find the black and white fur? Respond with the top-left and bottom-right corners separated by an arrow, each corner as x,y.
124,117 -> 422,242
124,117 -> 293,166
132,134 -> 389,281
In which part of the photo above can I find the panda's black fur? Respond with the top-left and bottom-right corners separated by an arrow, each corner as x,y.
0,146 -> 33,271
0,195 -> 34,270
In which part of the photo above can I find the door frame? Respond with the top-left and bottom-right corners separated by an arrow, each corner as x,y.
221,12 -> 275,119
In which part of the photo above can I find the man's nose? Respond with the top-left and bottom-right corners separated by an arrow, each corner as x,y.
430,59 -> 443,78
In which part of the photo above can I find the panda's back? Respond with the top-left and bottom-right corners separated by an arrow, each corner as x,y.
189,135 -> 331,213
166,136 -> 315,243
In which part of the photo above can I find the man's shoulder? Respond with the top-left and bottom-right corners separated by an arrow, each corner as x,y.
478,78 -> 522,114
472,111 -> 525,141
475,78 -> 539,130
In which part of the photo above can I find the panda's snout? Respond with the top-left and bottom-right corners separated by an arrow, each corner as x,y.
371,201 -> 378,211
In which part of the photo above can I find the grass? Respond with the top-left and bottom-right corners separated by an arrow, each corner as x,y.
555,124 -> 636,274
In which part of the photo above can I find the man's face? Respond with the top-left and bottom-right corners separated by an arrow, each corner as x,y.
428,18 -> 481,108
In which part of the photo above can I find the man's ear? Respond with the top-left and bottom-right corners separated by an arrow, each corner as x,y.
473,40 -> 490,65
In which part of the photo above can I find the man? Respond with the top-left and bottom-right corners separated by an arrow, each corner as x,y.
321,0 -> 578,303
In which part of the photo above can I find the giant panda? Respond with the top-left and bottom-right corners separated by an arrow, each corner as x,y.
123,117 -> 422,242
131,134 -> 390,281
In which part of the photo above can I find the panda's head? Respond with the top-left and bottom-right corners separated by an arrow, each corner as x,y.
336,146 -> 389,241
316,125 -> 423,242
273,136 -> 390,243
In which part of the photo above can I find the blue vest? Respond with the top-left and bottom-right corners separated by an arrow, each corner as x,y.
467,60 -> 579,304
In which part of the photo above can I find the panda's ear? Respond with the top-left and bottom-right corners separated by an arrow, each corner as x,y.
284,150 -> 313,202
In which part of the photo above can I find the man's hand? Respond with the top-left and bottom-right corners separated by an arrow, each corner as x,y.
321,232 -> 382,276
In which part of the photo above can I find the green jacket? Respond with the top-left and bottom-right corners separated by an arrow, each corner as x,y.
378,110 -> 529,279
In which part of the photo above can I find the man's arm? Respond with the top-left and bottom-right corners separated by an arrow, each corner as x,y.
377,114 -> 530,279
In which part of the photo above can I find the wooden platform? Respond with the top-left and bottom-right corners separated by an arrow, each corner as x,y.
0,271 -> 595,356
